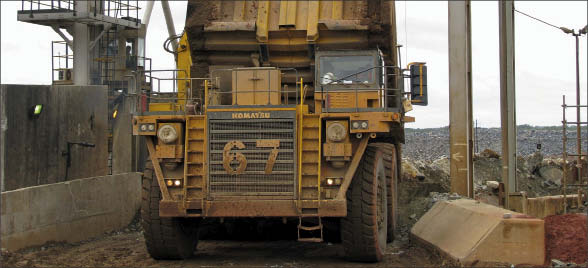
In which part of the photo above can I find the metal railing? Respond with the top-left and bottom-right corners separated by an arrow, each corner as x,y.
139,69 -> 209,114
319,66 -> 403,113
51,40 -> 73,84
20,0 -> 140,23
21,0 -> 73,12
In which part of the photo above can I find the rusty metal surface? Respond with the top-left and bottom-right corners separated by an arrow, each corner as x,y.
336,136 -> 369,200
222,140 -> 248,175
256,139 -> 280,174
159,199 -> 346,217
146,137 -> 172,201
208,111 -> 296,197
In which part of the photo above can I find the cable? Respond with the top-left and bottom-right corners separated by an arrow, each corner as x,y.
514,9 -> 561,31
163,33 -> 183,54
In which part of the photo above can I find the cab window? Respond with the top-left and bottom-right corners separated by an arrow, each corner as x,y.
319,56 -> 375,85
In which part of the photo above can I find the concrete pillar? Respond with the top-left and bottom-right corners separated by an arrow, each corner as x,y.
73,1 -> 90,85
499,1 -> 517,207
448,0 -> 474,197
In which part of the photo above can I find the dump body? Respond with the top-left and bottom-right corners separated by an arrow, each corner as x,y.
185,0 -> 399,92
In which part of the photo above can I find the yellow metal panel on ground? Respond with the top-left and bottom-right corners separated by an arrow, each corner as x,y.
411,199 -> 545,266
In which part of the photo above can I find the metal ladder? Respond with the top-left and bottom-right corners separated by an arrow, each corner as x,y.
297,111 -> 323,242
183,116 -> 206,214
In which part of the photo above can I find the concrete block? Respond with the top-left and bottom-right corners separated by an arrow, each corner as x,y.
411,199 -> 545,266
525,194 -> 581,218
0,173 -> 141,251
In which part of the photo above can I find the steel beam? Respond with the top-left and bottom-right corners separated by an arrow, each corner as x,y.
448,0 -> 474,197
143,1 -> 155,30
161,0 -> 178,51
499,0 -> 517,208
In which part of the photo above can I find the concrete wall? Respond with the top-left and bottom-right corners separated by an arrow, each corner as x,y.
0,173 -> 141,251
0,84 -> 108,191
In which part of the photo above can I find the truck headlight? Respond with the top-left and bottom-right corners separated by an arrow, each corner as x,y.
139,123 -> 155,132
157,124 -> 178,144
351,120 -> 368,130
326,122 -> 347,142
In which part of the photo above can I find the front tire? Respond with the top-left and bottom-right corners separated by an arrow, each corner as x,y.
371,143 -> 399,242
341,145 -> 388,262
141,161 -> 200,259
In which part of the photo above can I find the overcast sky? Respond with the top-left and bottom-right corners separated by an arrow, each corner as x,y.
1,1 -> 586,128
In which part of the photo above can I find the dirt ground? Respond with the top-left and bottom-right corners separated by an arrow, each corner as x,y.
545,213 -> 588,264
1,229 -> 441,268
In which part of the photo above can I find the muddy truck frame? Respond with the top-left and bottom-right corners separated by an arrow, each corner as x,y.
133,0 -> 427,262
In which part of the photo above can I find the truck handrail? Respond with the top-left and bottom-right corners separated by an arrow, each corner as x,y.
320,65 -> 404,113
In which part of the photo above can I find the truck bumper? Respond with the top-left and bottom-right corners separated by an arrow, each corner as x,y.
159,199 -> 347,217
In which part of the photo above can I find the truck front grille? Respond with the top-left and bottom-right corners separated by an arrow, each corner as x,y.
208,111 -> 296,197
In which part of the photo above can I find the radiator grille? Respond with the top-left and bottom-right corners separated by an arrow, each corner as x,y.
208,114 -> 296,197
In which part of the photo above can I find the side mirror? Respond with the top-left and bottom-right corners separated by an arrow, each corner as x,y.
409,63 -> 427,106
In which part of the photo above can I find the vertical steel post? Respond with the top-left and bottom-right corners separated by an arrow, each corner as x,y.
0,86 -> 6,192
161,0 -> 178,51
499,1 -> 517,208
574,34 -> 582,184
142,1 -> 154,31
563,96 -> 568,213
448,0 -> 474,197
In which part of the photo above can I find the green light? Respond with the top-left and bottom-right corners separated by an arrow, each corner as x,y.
33,105 -> 43,115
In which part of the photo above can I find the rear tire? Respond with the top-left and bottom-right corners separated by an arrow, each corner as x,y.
341,145 -> 388,262
142,161 -> 200,260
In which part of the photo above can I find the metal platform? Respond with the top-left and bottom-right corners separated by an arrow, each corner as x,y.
18,0 -> 140,29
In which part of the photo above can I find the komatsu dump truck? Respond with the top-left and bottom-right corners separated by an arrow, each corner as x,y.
133,0 -> 427,262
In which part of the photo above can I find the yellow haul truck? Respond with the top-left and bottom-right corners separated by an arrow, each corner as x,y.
133,0 -> 427,262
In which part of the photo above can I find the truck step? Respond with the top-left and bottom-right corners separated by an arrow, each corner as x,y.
297,237 -> 323,243
298,224 -> 322,231
297,216 -> 323,242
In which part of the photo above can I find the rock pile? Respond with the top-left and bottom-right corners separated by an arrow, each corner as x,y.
396,150 -> 577,241
403,126 -> 587,162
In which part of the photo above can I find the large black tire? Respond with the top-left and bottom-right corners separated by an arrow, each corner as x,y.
371,143 -> 399,242
142,161 -> 200,260
341,145 -> 388,262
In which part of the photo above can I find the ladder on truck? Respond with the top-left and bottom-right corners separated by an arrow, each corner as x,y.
297,109 -> 323,242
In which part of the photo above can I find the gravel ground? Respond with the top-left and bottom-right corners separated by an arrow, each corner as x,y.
1,228 -> 442,268
404,125 -> 587,161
